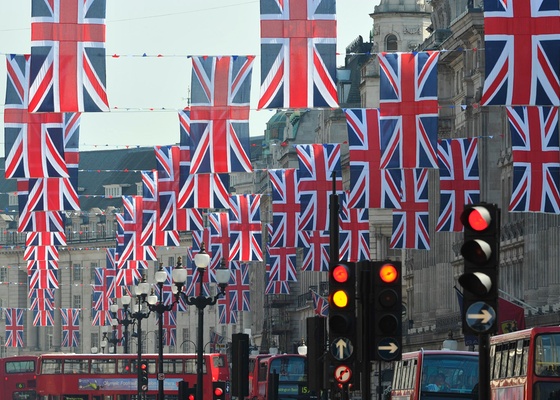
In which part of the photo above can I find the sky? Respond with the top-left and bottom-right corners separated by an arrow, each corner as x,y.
0,0 -> 380,156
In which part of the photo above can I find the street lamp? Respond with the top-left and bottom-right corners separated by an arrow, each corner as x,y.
146,259 -> 187,400
181,244 -> 230,400
100,328 -> 108,354
110,295 -> 135,354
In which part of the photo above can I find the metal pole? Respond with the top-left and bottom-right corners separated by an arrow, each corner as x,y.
196,270 -> 204,400
137,304 -> 143,400
124,322 -> 129,354
158,285 -> 165,400
478,334 -> 490,400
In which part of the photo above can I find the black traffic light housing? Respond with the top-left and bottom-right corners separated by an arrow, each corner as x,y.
139,360 -> 149,391
371,261 -> 402,362
459,203 -> 500,335
213,381 -> 226,400
232,333 -> 249,398
328,262 -> 356,386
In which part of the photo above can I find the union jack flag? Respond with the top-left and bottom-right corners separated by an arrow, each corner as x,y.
33,309 -> 55,327
190,56 -> 254,174
339,192 -> 370,262
209,212 -> 231,264
209,330 -> 225,352
227,263 -> 250,312
29,288 -> 55,311
265,278 -> 291,294
92,267 -> 110,316
24,245 -> 59,261
379,51 -> 439,169
259,0 -> 338,108
27,259 -> 59,271
29,0 -> 109,112
116,266 -> 145,287
18,209 -> 65,233
157,311 -> 177,347
18,176 -> 80,213
299,230 -> 330,272
229,195 -> 263,262
218,296 -> 237,325
436,138 -> 480,231
5,308 -> 25,347
26,231 -> 66,246
29,269 -> 59,289
345,108 -> 402,209
269,169 -> 300,248
390,169 -> 430,250
481,0 -> 560,106
179,172 -> 231,210
296,144 -> 343,231
311,289 -> 329,317
156,146 -> 181,231
267,245 -> 298,282
507,106 -> 560,212
60,308 -> 80,348
183,255 -> 210,299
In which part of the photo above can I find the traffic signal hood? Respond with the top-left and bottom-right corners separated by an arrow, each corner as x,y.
459,204 -> 500,335
139,360 -> 149,391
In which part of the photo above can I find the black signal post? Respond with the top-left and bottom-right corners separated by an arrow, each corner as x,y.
371,261 -> 402,362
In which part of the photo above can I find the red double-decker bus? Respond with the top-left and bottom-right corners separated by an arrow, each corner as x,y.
246,353 -> 310,400
0,355 -> 38,400
490,326 -> 560,399
34,353 -> 229,400
390,349 -> 479,400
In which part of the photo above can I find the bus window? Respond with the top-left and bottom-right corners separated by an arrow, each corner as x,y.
41,359 -> 62,374
163,359 -> 182,373
117,359 -> 134,374
90,358 -> 116,374
63,359 -> 89,374
185,359 -> 205,374
213,355 -> 225,368
535,333 -> 560,376
421,354 -> 478,394
5,360 -> 35,373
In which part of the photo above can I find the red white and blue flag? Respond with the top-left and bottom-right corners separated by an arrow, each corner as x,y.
190,56 -> 254,174
209,212 -> 231,268
60,308 -> 80,348
29,269 -> 59,290
157,311 -> 177,347
267,245 -> 298,282
296,144 -> 343,231
29,0 -> 109,112
339,192 -> 370,262
155,146 -> 181,231
311,289 -> 329,317
481,0 -> 560,106
390,169 -> 430,250
437,138 -> 480,232
5,308 -> 25,347
29,288 -> 55,311
507,106 -> 560,212
33,310 -> 55,327
218,296 -> 237,325
227,263 -> 250,312
345,108 -> 402,209
259,0 -> 338,108
269,168 -> 300,248
379,51 -> 439,169
229,195 -> 263,262
299,230 -> 330,272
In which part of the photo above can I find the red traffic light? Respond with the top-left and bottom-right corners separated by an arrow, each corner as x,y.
140,363 -> 148,370
379,264 -> 398,283
214,387 -> 224,396
462,206 -> 492,231
332,264 -> 350,283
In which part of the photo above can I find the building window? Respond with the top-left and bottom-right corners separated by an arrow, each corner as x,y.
91,332 -> 99,352
73,263 -> 82,282
8,193 -> 18,206
103,185 -> 122,198
386,34 -> 398,51
0,267 -> 7,282
73,295 -> 82,309
90,262 -> 98,281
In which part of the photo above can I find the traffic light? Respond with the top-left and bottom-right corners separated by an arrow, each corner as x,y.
178,381 -> 196,400
459,203 -> 500,335
231,333 -> 249,398
372,261 -> 402,362
139,360 -> 149,391
328,262 -> 356,386
213,382 -> 226,400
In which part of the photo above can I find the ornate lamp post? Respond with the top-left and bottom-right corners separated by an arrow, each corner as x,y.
146,259 -> 187,400
181,244 -> 230,400
110,295 -> 135,354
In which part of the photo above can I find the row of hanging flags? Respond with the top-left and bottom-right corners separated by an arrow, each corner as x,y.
1,0 -> 560,341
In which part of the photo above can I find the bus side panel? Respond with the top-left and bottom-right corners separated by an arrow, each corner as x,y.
491,376 -> 526,400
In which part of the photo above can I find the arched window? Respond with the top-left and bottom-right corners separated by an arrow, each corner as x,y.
386,34 -> 398,51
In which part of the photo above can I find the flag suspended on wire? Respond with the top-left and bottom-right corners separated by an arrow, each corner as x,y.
29,269 -> 59,290
390,168 -> 430,250
299,230 -> 330,272
33,309 -> 55,327
190,56 -> 254,174
229,195 -> 263,262
157,310 -> 177,347
24,244 -> 59,261
60,308 -> 80,348
18,209 -> 65,233
269,168 -> 300,248
259,0 -> 338,108
507,106 -> 560,213
227,263 -> 251,312
29,288 -> 55,311
436,138 -> 480,232
179,172 -> 231,210
339,192 -> 370,262
156,146 -> 181,231
18,176 -> 80,213
209,212 -> 231,264
29,0 -> 109,112
267,245 -> 298,282
218,296 -> 237,325
311,289 -> 329,317
296,143 -> 343,231
5,308 -> 25,347
481,0 -> 560,106
379,51 -> 439,169
345,108 -> 402,209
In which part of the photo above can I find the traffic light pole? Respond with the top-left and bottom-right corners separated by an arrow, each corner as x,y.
478,334 -> 491,400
